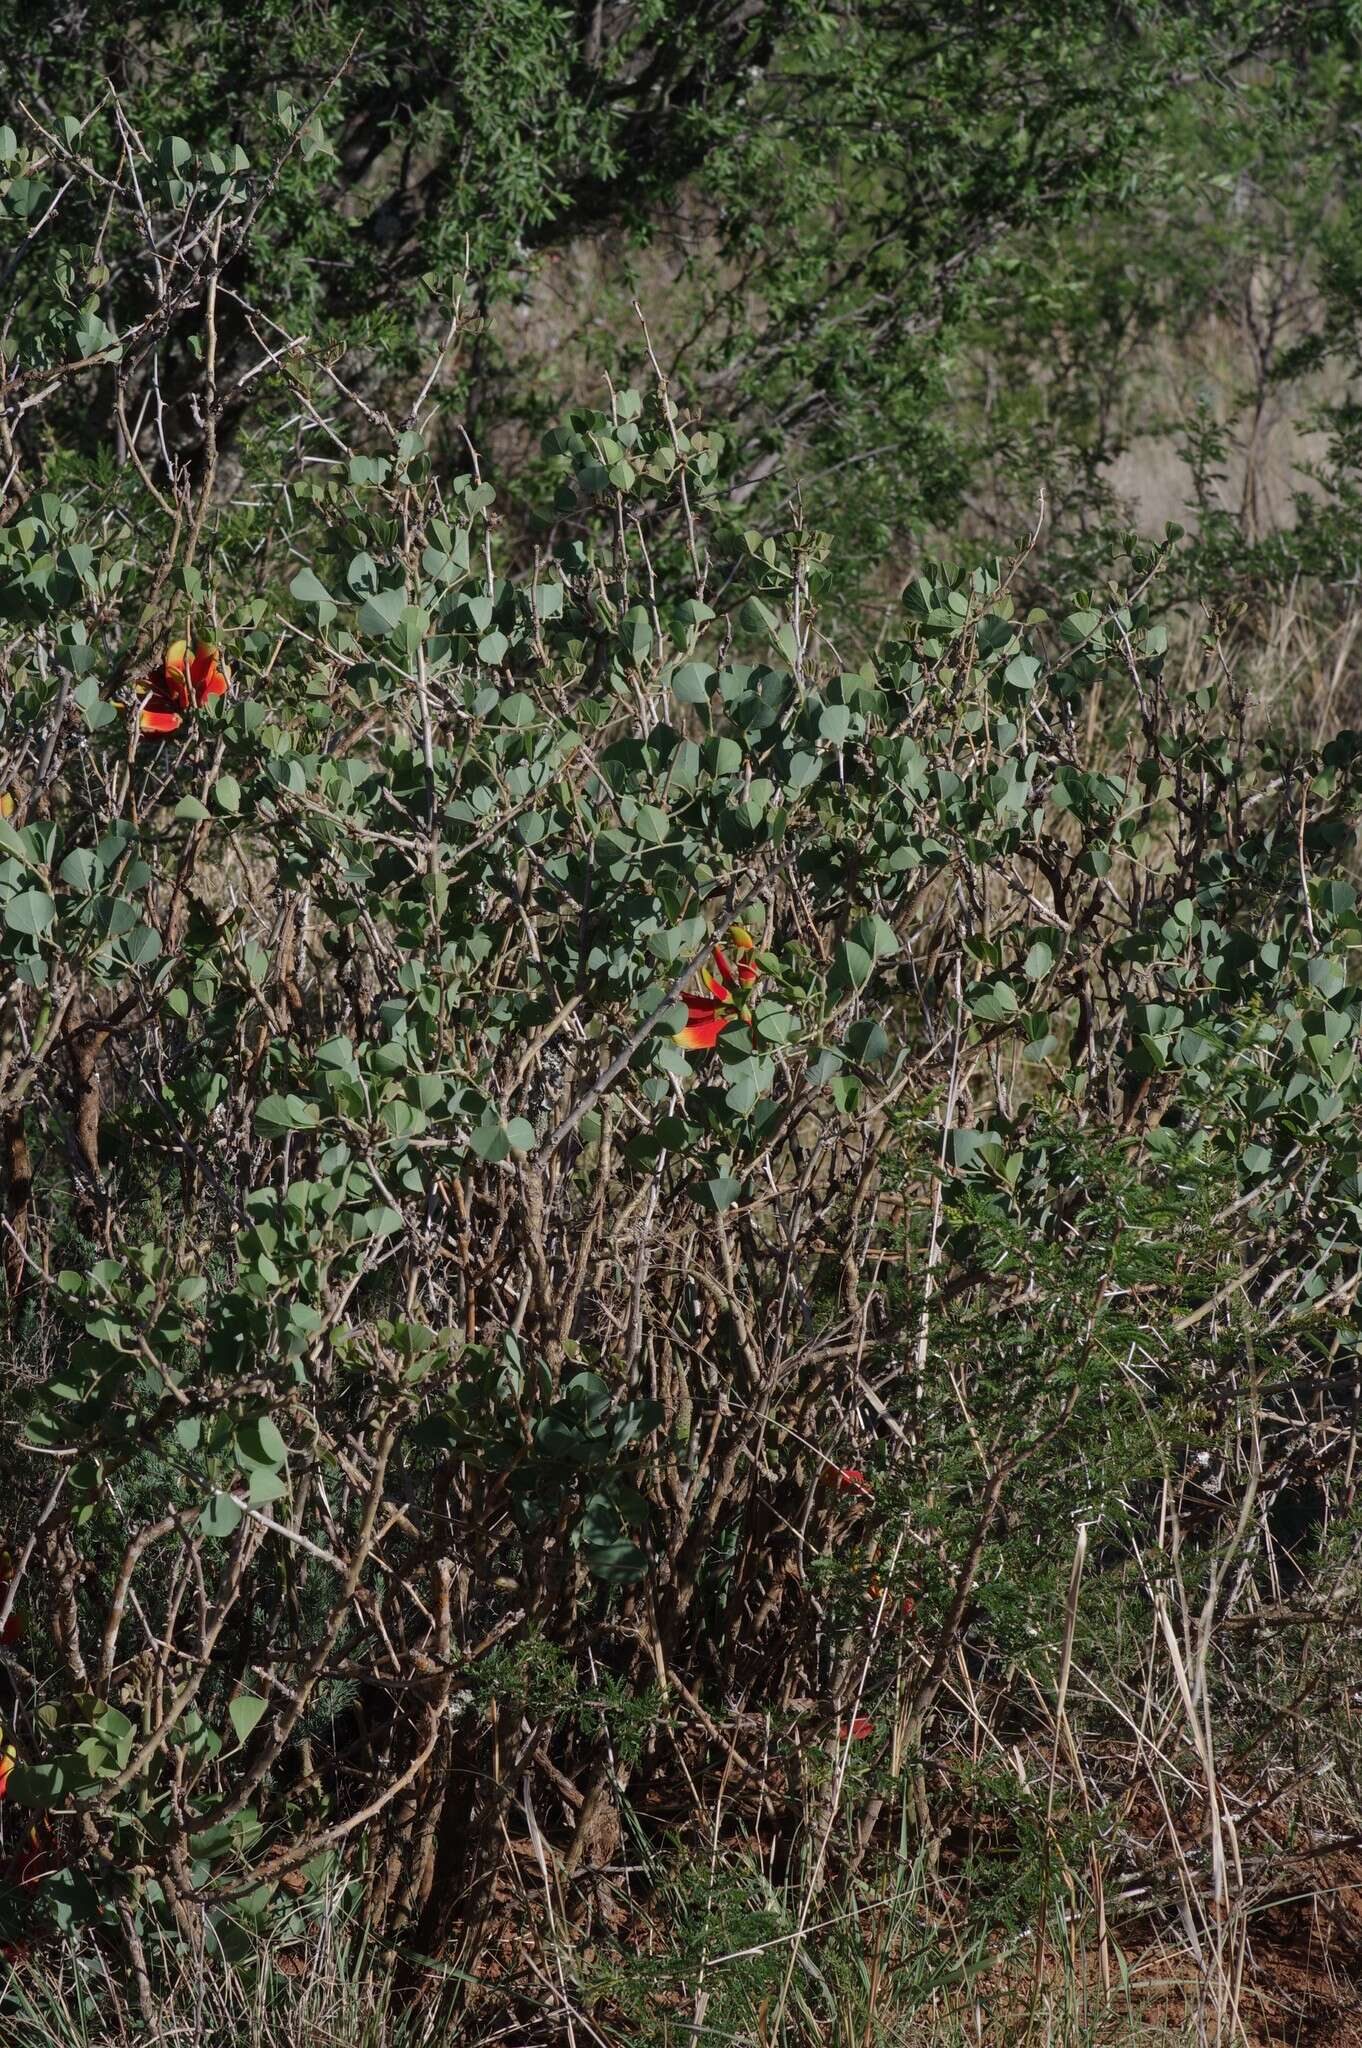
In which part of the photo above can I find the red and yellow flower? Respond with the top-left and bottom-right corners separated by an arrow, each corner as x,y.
674,925 -> 760,1051
138,639 -> 229,735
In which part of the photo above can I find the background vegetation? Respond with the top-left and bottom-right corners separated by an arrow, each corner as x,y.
3,4 -> 1362,2042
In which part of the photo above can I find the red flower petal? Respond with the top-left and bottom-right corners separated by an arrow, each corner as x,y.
824,1465 -> 870,1495
713,940 -> 759,987
188,645 -> 227,703
717,930 -> 761,992
140,700 -> 183,734
675,997 -> 731,1050
729,927 -> 759,977
841,1716 -> 874,1741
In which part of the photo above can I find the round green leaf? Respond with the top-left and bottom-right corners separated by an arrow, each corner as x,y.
5,888 -> 55,936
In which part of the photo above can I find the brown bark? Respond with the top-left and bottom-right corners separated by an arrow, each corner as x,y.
1,1107 -> 32,1307
65,1003 -> 108,1236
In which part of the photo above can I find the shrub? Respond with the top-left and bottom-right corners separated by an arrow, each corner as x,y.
2,85 -> 1362,2041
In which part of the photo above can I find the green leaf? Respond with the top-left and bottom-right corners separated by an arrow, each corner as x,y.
831,939 -> 873,991
228,1693 -> 268,1744
359,587 -> 406,638
213,775 -> 241,813
10,1757 -> 92,1809
580,1525 -> 648,1585
238,1415 -> 288,1469
844,1017 -> 890,1064
753,1002 -> 797,1044
951,1128 -> 1005,1174
670,661 -> 714,705
359,1201 -> 403,1242
255,1094 -> 320,1134
704,736 -> 742,778
116,923 -> 162,969
738,597 -> 777,637
1022,1022 -> 1058,1063
468,1118 -> 515,1163
199,1491 -> 243,1539
58,848 -> 98,892
93,1705 -> 135,1758
76,684 -> 118,733
969,980 -> 1019,1024
856,915 -> 899,960
290,567 -> 336,626
618,606 -> 652,663
73,310 -> 120,362
5,888 -> 55,936
1004,653 -> 1041,693
248,1465 -> 288,1505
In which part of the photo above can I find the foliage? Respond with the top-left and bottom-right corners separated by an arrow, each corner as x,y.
3,27 -> 1362,2046
6,4 -> 1362,604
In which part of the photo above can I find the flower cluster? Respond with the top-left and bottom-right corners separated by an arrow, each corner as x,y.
138,639 -> 229,734
674,925 -> 760,1051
